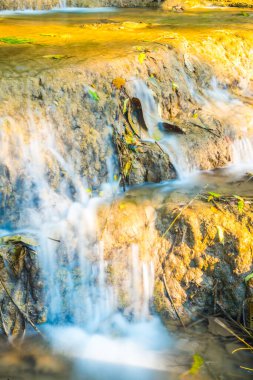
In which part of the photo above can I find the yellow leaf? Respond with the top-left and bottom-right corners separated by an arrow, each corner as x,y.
172,82 -> 178,91
43,54 -> 66,60
119,202 -> 126,210
135,45 -> 145,51
189,353 -> 204,375
123,98 -> 129,114
217,226 -> 224,244
112,77 -> 126,89
138,52 -> 146,64
123,161 -> 132,177
125,134 -> 136,145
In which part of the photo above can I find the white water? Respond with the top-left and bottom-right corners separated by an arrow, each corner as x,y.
131,79 -> 196,179
130,77 -> 253,180
0,74 -> 252,379
0,106 -> 171,376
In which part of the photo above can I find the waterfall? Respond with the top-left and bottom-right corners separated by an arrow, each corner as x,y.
0,105 -> 170,374
231,137 -> 253,170
59,0 -> 67,7
131,80 -> 196,179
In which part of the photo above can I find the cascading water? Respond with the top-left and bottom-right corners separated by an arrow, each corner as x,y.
204,78 -> 253,171
131,80 -> 196,179
0,102 -> 171,377
130,77 -> 253,180
59,0 -> 67,7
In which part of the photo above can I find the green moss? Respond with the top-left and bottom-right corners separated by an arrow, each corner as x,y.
0,37 -> 33,45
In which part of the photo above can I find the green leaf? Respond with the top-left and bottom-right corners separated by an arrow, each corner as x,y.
138,52 -> 146,64
88,89 -> 100,101
245,272 -> 253,283
234,195 -> 245,212
0,37 -> 33,45
189,353 -> 204,375
241,12 -> 250,17
208,191 -> 221,199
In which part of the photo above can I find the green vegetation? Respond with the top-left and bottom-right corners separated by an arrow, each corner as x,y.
0,36 -> 33,44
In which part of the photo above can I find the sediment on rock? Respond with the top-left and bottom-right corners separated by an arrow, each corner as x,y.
98,195 -> 253,324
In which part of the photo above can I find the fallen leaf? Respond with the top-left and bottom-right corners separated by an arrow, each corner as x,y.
208,191 -> 221,202
88,89 -> 100,101
217,226 -> 224,244
234,195 -> 244,213
245,272 -> 253,283
138,52 -> 146,64
189,353 -> 204,375
172,82 -> 178,91
112,77 -> 126,89
43,54 -> 66,60
123,98 -> 129,114
123,161 -> 132,177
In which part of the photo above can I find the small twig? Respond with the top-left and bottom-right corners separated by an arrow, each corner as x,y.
0,276 -> 44,338
240,366 -> 253,372
217,301 -> 252,338
232,347 -> 253,354
162,274 -> 185,328
162,187 -> 206,238
48,237 -> 61,243
0,305 -> 9,338
211,200 -> 226,214
213,280 -> 218,314
114,133 -> 126,192
188,122 -> 220,138
214,318 -> 253,351
155,140 -> 165,154
186,317 -> 206,328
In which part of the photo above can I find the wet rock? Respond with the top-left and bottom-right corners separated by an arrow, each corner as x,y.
123,141 -> 176,185
208,317 -> 233,337
0,237 -> 45,339
99,196 -> 253,324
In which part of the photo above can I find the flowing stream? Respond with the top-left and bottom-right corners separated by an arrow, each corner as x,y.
0,6 -> 253,380
0,103 -> 172,379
